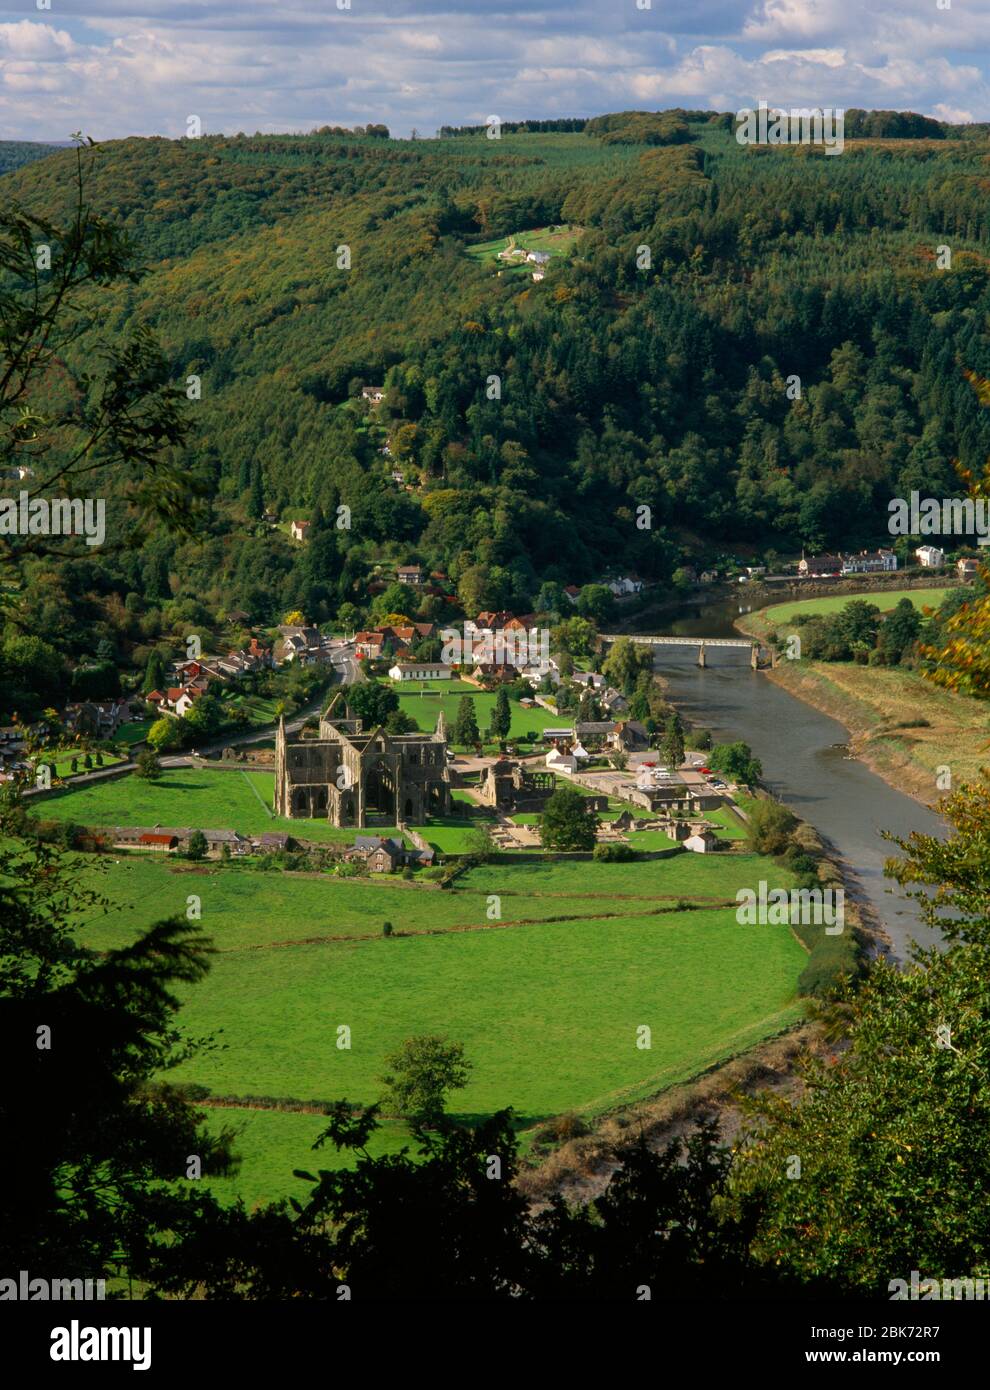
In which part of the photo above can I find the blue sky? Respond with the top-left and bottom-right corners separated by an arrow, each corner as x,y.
1,0 -> 988,142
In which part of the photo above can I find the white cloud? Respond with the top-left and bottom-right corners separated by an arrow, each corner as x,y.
0,4 -> 987,141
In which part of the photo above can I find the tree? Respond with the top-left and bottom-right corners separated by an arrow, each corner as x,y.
385,708 -> 418,735
877,598 -> 922,665
142,649 -> 166,695
347,679 -> 399,728
744,799 -> 796,856
489,686 -> 511,740
134,748 -> 162,780
147,717 -> 182,753
576,584 -> 615,625
660,714 -> 685,769
539,785 -> 598,851
0,141 -> 195,576
602,637 -> 653,694
379,1035 -> 472,1128
709,741 -> 762,784
337,601 -> 361,633
731,944 -> 990,1292
0,798 -> 236,1281
453,695 -> 480,747
551,617 -> 597,665
186,830 -> 207,861
182,694 -> 223,739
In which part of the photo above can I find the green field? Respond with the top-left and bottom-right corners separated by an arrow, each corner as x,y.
751,587 -> 951,634
168,910 -> 805,1122
466,224 -> 584,273
202,1106 -> 413,1211
67,842 -> 805,1204
32,751 -> 125,780
706,806 -> 749,840
35,767 -> 402,846
395,683 -> 559,744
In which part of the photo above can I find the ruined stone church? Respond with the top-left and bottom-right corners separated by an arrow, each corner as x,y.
274,691 -> 451,826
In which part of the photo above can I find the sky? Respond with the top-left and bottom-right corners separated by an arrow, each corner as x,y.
0,0 -> 988,143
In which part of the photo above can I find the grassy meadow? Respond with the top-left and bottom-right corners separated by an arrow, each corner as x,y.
64,833 -> 806,1205
745,587 -> 952,636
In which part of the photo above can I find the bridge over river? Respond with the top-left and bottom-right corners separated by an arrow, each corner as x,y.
600,634 -> 769,668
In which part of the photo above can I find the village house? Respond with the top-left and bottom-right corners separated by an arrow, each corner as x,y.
348,834 -> 435,872
290,520 -> 311,543
396,564 -> 425,585
958,557 -> 981,579
607,575 -> 644,597
798,554 -> 843,578
684,828 -> 719,854
274,625 -> 325,666
388,661 -> 452,682
546,747 -> 578,775
915,544 -> 944,568
354,631 -> 385,660
361,386 -> 386,403
841,549 -> 897,575
63,698 -> 136,738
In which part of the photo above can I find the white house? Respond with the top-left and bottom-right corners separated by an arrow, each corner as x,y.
290,520 -> 311,542
527,250 -> 551,265
546,748 -> 577,775
685,829 -> 718,853
396,565 -> 425,585
607,575 -> 644,597
841,550 -> 898,575
362,386 -> 385,403
915,545 -> 944,569
388,662 -> 452,682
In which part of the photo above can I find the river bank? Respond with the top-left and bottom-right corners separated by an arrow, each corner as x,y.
733,612 -> 986,806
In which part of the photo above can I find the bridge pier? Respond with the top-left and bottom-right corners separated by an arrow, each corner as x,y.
697,642 -> 706,668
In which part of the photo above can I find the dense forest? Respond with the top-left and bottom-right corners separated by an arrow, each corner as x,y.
3,110 -> 990,670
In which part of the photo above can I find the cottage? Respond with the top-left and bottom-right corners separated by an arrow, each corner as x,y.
957,557 -> 980,580
545,748 -> 577,775
798,554 -> 843,578
396,565 -> 425,585
684,829 -> 718,853
361,386 -> 386,404
290,520 -> 311,542
352,835 -> 405,872
915,545 -> 944,569
607,575 -> 644,597
354,631 -> 385,660
388,661 -> 452,682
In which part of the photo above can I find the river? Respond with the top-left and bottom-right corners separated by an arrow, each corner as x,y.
633,592 -> 945,960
